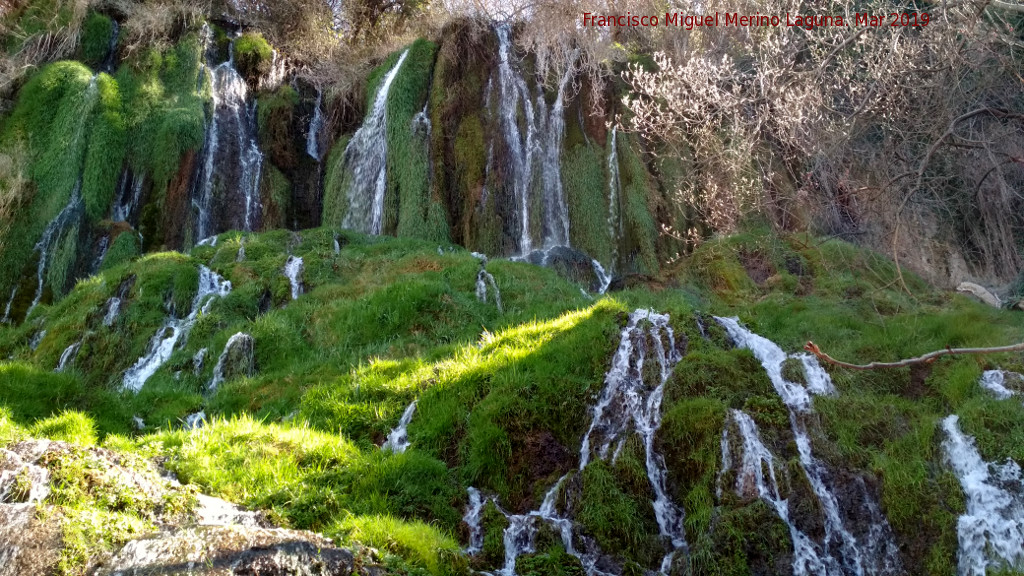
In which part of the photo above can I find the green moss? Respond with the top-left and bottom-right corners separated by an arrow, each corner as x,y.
100,231 -> 140,271
563,143 -> 612,267
577,458 -> 661,564
322,135 -> 352,227
687,500 -> 792,576
233,32 -> 274,85
79,11 -> 114,69
617,133 -> 658,274
658,397 -> 725,539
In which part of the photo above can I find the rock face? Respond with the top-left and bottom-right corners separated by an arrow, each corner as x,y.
0,438 -> 362,576
99,525 -> 356,576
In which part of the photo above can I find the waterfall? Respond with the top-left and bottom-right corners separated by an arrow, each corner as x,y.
942,414 -> 1024,575
306,89 -> 324,160
55,342 -> 81,372
466,309 -> 684,575
207,332 -> 254,392
491,23 -> 576,253
382,400 -> 417,453
122,266 -> 231,392
494,23 -> 536,253
284,256 -> 304,300
341,50 -> 409,235
720,409 -> 840,575
412,102 -> 431,136
194,37 -> 265,240
715,316 -> 903,576
606,126 -> 623,272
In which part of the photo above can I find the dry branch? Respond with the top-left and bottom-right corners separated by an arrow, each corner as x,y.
804,341 -> 1024,370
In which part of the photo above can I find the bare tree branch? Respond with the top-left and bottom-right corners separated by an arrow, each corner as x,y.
804,340 -> 1024,370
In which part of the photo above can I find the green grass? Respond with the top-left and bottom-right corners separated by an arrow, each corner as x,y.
0,225 -> 1022,574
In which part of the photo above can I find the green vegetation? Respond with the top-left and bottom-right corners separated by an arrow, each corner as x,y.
233,32 -> 274,85
0,223 -> 1019,575
79,10 -> 114,69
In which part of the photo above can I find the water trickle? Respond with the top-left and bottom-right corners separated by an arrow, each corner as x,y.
307,89 -> 324,160
590,259 -> 612,295
342,50 -> 409,235
284,256 -> 304,300
111,168 -> 145,224
192,348 -> 207,376
259,49 -> 287,91
196,235 -> 218,247
29,330 -> 46,351
606,126 -> 623,272
132,416 -> 145,430
103,297 -> 121,327
207,332 -> 254,392
942,414 -> 1024,575
715,316 -> 902,576
101,19 -> 121,73
55,342 -> 81,372
332,235 -> 341,255
92,235 -> 109,274
194,36 -> 265,240
721,409 -> 840,575
122,266 -> 231,392
978,370 -> 1022,400
475,267 -> 502,312
412,103 -> 431,137
236,238 -> 246,262
2,287 -> 17,324
463,487 -> 488,555
25,184 -> 84,321
382,400 -> 417,453
183,411 -> 206,430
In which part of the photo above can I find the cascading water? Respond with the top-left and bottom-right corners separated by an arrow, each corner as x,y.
720,408 -> 840,575
941,414 -> 1024,575
463,487 -> 488,555
606,126 -> 623,273
715,316 -> 903,576
475,268 -> 502,311
284,256 -> 304,300
342,50 -> 409,235
492,24 -> 575,253
122,266 -> 231,392
183,411 -> 206,430
978,369 -> 1022,400
306,89 -> 324,161
55,342 -> 81,372
194,34 -> 265,240
207,332 -> 254,392
466,309 -> 685,575
382,400 -> 417,453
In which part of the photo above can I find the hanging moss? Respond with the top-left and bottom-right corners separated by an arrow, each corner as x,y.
100,231 -> 140,271
322,135 -> 352,227
617,133 -> 659,275
233,32 -> 274,86
383,38 -> 449,242
257,84 -> 300,169
0,61 -> 122,303
261,165 -> 291,230
564,143 -> 612,267
79,11 -> 114,69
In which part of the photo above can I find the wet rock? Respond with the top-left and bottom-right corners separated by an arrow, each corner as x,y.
520,246 -> 604,292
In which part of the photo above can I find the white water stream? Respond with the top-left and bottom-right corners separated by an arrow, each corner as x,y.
122,266 -> 231,392
715,316 -> 902,576
342,50 -> 409,235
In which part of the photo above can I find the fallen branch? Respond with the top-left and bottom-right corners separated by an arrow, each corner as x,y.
804,341 -> 1024,370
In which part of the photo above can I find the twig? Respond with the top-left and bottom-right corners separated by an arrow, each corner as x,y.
804,340 -> 1024,370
